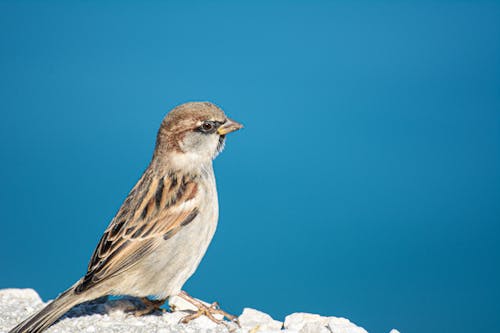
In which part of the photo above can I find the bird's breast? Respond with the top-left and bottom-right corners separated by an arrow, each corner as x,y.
143,171 -> 219,298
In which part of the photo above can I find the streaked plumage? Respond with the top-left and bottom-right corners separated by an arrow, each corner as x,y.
10,101 -> 242,333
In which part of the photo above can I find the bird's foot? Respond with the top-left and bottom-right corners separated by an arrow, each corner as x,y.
177,291 -> 239,327
131,297 -> 167,316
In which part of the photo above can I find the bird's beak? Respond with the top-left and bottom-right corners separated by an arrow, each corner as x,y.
217,118 -> 243,135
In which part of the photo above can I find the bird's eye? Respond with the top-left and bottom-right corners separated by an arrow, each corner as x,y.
199,121 -> 216,133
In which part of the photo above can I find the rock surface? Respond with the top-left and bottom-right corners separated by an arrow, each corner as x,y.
0,289 -> 384,333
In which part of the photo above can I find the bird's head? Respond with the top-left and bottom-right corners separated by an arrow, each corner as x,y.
153,102 -> 243,168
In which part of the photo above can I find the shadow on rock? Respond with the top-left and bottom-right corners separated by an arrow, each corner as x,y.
61,296 -> 165,319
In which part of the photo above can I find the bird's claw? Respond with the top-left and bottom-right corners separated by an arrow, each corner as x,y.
129,297 -> 167,317
177,291 -> 240,328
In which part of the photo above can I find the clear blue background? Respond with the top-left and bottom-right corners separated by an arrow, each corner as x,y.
1,1 -> 499,333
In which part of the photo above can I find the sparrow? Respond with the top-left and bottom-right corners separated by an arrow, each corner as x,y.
10,101 -> 243,333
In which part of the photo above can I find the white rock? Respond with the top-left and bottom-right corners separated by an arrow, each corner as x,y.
328,317 -> 368,333
190,314 -> 219,330
284,313 -> 329,331
156,329 -> 170,333
0,288 -> 42,304
0,288 -> 377,333
0,288 -> 46,330
284,313 -> 368,333
300,321 -> 331,333
238,308 -> 283,331
161,309 -> 185,325
389,330 -> 400,333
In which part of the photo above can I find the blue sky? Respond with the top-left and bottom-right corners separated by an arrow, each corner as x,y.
0,1 -> 499,333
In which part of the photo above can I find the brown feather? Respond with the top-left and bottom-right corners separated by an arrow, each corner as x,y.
75,169 -> 199,294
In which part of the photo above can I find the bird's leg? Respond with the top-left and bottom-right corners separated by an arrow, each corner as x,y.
132,297 -> 167,316
178,291 -> 239,326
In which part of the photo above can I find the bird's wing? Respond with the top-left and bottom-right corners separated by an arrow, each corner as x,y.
75,169 -> 200,293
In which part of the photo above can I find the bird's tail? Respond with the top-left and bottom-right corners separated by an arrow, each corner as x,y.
9,286 -> 88,333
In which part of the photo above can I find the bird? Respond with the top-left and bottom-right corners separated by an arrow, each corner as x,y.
10,101 -> 243,333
